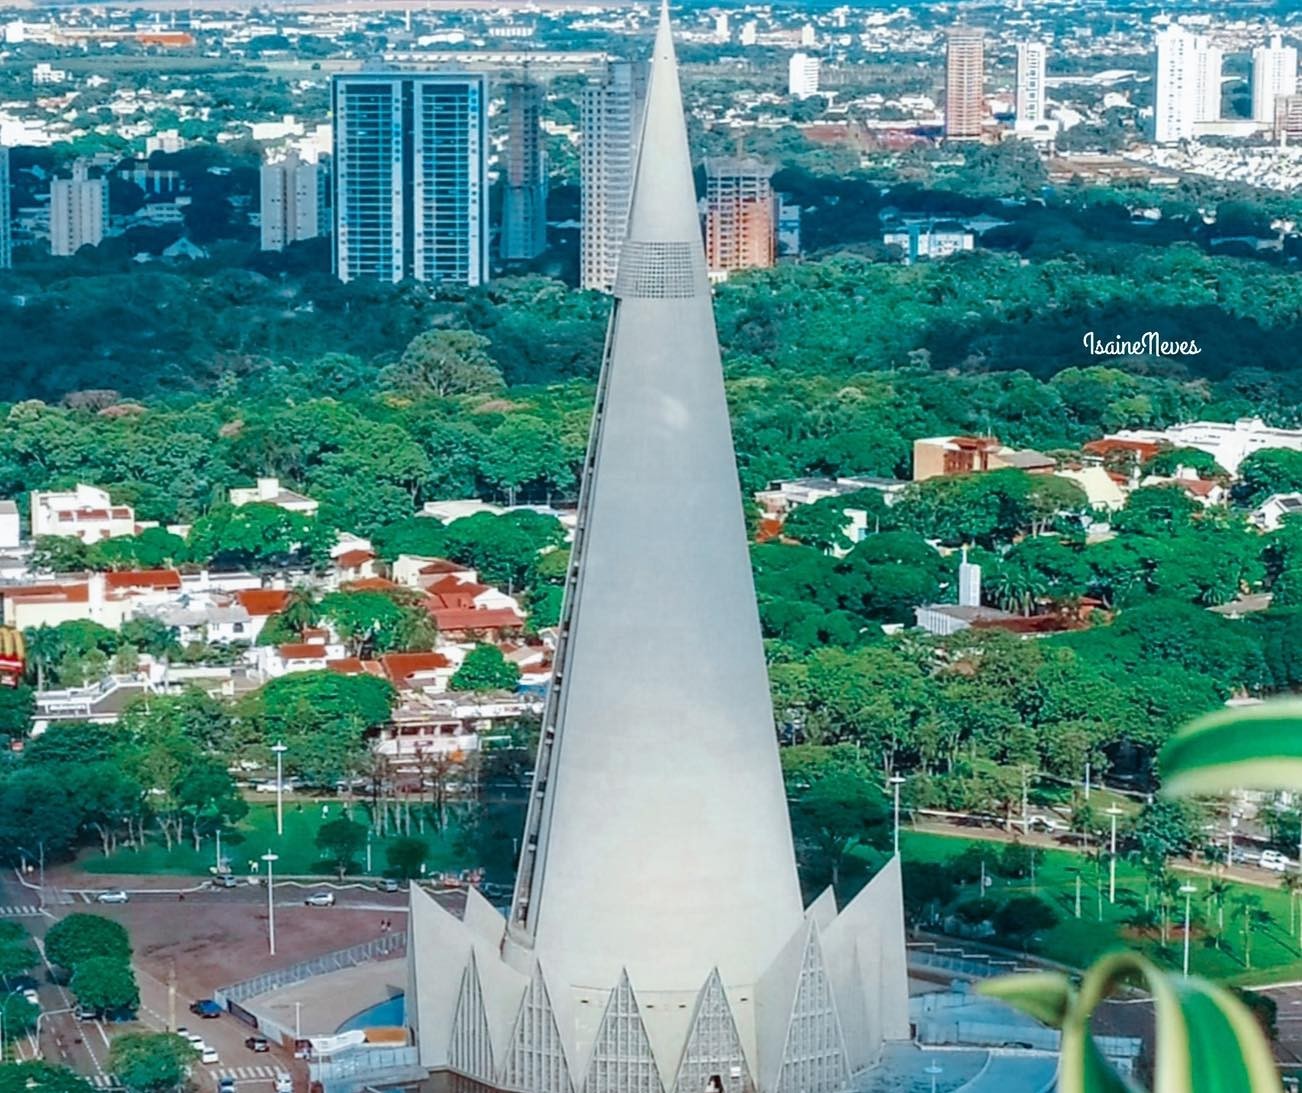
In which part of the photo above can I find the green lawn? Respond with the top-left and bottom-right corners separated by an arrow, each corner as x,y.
80,799 -> 522,882
896,831 -> 1302,986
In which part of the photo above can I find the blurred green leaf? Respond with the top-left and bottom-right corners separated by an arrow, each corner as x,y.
1160,699 -> 1302,797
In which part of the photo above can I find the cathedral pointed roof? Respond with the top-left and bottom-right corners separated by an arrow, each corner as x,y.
507,0 -> 805,997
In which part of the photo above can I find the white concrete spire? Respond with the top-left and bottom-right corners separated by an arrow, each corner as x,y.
511,0 -> 804,1002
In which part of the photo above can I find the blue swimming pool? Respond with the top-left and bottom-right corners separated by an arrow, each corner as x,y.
337,992 -> 405,1032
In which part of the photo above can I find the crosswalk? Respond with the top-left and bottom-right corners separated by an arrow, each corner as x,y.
0,904 -> 42,917
215,1066 -> 282,1082
91,1066 -> 281,1087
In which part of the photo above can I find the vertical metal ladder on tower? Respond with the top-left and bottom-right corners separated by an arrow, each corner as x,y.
506,307 -> 621,945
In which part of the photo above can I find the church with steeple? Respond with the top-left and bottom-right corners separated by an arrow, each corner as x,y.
405,5 -> 910,1090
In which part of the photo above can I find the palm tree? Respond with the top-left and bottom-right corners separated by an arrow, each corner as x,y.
1205,877 -> 1232,947
281,584 -> 319,635
1233,893 -> 1266,970
1284,870 -> 1302,947
23,624 -> 63,691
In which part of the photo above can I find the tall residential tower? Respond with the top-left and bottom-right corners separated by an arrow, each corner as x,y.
579,60 -> 647,292
260,152 -> 329,252
49,162 -> 106,257
331,72 -> 488,285
501,78 -> 548,261
0,145 -> 10,269
944,26 -> 985,139
1153,23 -> 1223,143
704,157 -> 775,277
1252,34 -> 1298,125
406,6 -> 910,1092
1015,41 -> 1048,129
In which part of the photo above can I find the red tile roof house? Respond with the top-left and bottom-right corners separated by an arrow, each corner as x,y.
2,569 -> 182,630
332,549 -> 378,583
254,637 -> 347,678
377,651 -> 456,693
233,588 -> 291,643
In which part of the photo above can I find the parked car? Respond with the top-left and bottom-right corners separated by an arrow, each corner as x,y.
380,878 -> 400,893
22,988 -> 39,1006
95,890 -> 129,904
254,780 -> 298,794
304,892 -> 335,907
213,874 -> 239,889
183,1033 -> 204,1048
200,1045 -> 219,1065
1261,849 -> 1291,872
245,1036 -> 270,1053
190,999 -> 223,1018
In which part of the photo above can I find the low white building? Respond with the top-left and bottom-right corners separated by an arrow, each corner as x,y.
0,501 -> 18,549
1107,417 -> 1302,475
1055,466 -> 1127,512
420,499 -> 505,523
229,477 -> 319,516
882,220 -> 975,263
30,484 -> 136,543
1252,492 -> 1302,532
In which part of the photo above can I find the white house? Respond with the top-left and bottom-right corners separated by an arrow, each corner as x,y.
229,477 -> 319,516
30,485 -> 137,543
1251,493 -> 1302,532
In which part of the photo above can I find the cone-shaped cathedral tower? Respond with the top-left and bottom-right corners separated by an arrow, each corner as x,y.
406,6 -> 909,1090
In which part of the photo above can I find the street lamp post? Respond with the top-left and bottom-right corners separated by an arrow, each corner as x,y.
1073,869 -> 1082,919
1180,882 -> 1198,977
262,851 -> 279,956
889,775 -> 906,857
925,1061 -> 943,1093
215,827 -> 223,876
271,743 -> 288,836
1106,805 -> 1123,905
18,843 -> 45,909
366,829 -> 372,874
294,1001 -> 302,1040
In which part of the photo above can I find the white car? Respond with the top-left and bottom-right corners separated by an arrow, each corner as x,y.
1260,850 -> 1291,872
200,1046 -> 219,1065
96,890 -> 129,904
275,1075 -> 292,1093
304,891 -> 335,907
22,988 -> 39,1006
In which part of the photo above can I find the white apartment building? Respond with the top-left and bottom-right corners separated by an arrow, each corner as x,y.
30,484 -> 135,543
579,61 -> 647,292
1252,34 -> 1299,125
787,52 -> 821,99
49,162 -> 106,256
260,152 -> 327,252
1153,23 -> 1223,143
1015,41 -> 1048,129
